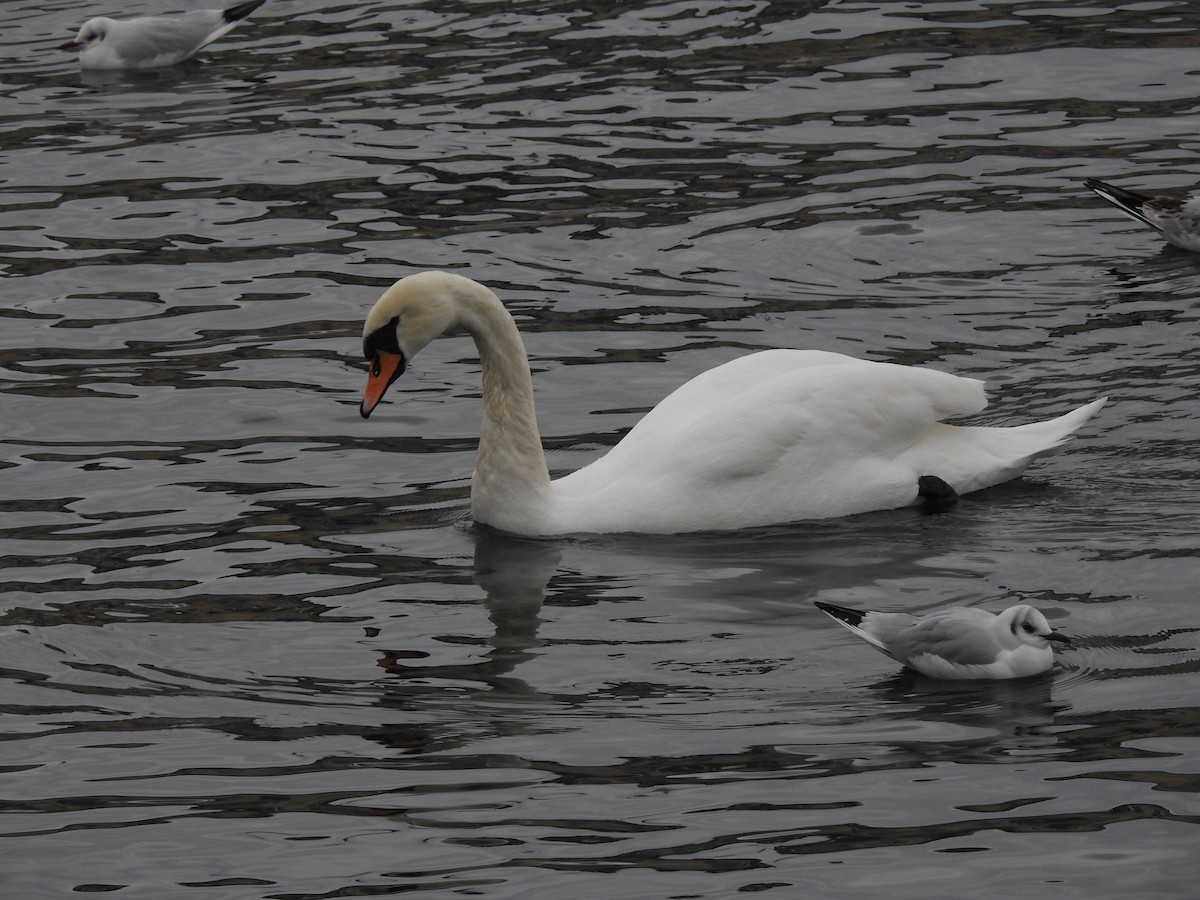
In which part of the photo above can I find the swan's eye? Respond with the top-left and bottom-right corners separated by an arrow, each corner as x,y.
1022,623 -> 1036,634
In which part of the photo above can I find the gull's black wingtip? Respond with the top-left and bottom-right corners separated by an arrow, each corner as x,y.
813,601 -> 866,628
224,0 -> 267,23
1082,178 -> 1155,214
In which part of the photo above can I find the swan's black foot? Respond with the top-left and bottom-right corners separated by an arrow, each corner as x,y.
917,475 -> 959,514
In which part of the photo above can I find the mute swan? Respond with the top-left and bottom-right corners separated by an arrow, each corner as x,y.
359,271 -> 1106,537
1084,178 -> 1200,253
813,601 -> 1069,680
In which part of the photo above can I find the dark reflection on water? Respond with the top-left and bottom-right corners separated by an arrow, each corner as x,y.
2,0 -> 1200,897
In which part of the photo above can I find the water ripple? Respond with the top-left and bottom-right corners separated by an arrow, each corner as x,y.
2,0 -> 1200,897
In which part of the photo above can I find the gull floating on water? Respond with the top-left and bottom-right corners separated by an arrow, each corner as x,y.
813,601 -> 1070,680
59,0 -> 265,70
1084,178 -> 1200,253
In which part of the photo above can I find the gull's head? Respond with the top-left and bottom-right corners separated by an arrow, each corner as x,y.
1004,605 -> 1069,649
359,271 -> 486,418
60,17 -> 109,52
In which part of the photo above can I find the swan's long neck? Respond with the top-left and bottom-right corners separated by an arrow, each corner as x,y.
461,291 -> 555,533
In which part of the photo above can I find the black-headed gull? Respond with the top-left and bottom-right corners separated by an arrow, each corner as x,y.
60,0 -> 265,70
814,601 -> 1069,680
1084,178 -> 1200,253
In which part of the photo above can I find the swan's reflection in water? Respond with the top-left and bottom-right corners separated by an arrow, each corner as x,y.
376,531 -> 559,693
367,532 -> 564,753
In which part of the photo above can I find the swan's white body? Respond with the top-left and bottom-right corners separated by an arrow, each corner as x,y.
814,601 -> 1069,680
60,0 -> 264,70
359,272 -> 1106,537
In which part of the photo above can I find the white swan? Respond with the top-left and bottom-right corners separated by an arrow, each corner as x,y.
359,271 -> 1106,537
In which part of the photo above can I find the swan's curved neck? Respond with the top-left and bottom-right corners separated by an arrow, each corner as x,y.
460,291 -> 554,533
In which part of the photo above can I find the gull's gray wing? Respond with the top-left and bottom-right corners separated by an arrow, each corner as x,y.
887,608 -> 1002,666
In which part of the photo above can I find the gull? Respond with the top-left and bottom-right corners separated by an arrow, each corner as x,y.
59,0 -> 265,70
813,601 -> 1070,680
1084,178 -> 1200,253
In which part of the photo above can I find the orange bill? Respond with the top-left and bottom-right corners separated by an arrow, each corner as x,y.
360,350 -> 405,418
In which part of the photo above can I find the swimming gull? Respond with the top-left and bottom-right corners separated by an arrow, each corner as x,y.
59,0 -> 265,69
813,601 -> 1069,680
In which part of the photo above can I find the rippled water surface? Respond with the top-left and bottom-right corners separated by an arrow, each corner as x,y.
3,1 -> 1200,897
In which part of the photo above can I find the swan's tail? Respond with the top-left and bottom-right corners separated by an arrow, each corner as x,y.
907,397 -> 1107,495
1006,396 -> 1108,456
974,396 -> 1107,490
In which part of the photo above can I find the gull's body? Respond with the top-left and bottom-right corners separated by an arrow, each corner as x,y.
358,271 -> 1106,537
814,601 -> 1069,680
1084,178 -> 1200,253
60,0 -> 265,70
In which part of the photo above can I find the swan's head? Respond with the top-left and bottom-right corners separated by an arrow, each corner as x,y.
999,605 -> 1069,649
60,18 -> 108,52
359,271 -> 488,418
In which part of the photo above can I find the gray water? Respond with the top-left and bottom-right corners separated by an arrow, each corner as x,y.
2,1 -> 1199,897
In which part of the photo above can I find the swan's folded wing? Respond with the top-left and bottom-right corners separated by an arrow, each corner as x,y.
552,350 -> 988,527
625,349 -> 985,451
668,352 -> 986,467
